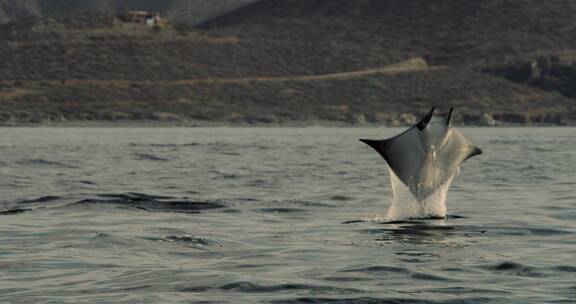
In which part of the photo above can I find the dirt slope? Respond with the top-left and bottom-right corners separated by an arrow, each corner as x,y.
0,0 -> 258,25
1,0 -> 576,125
201,0 -> 576,65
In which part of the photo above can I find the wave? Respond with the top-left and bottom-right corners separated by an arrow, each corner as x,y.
0,208 -> 32,216
479,261 -> 547,278
180,281 -> 362,294
17,196 -> 61,204
129,142 -> 200,147
269,296 -> 501,304
3,193 -> 228,215
68,193 -> 227,213
329,195 -> 354,201
15,159 -> 77,168
133,153 -> 170,161
486,226 -> 573,236
341,265 -> 454,282
552,265 -> 576,272
255,208 -> 307,214
139,235 -> 214,250
2,196 -> 62,215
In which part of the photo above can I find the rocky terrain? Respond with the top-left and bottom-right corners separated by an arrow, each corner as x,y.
0,0 -> 258,26
1,0 -> 576,125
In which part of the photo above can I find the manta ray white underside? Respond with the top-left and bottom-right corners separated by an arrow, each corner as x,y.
361,107 -> 481,202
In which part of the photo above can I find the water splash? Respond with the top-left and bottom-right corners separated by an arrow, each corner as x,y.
368,169 -> 456,222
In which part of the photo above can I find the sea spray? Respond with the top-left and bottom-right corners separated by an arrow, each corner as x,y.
367,169 -> 457,222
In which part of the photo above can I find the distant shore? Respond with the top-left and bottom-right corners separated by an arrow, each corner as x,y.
0,119 -> 572,128
2,7 -> 576,128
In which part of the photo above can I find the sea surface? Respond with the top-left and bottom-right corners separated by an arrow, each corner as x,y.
0,127 -> 574,304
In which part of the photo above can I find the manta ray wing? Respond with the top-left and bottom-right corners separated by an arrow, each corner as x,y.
446,128 -> 483,163
360,126 -> 425,192
414,129 -> 481,199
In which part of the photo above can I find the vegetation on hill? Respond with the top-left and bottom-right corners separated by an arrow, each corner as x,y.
201,0 -> 576,64
485,54 -> 576,100
0,0 -> 258,26
1,0 -> 576,125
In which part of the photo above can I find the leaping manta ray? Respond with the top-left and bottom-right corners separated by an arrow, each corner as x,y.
360,107 -> 481,201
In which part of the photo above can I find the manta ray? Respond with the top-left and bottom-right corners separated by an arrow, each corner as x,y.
360,107 -> 481,201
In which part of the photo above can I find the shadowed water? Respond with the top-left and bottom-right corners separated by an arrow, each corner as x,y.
0,127 -> 575,303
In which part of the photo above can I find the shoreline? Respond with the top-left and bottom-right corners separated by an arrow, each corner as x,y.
0,119 -> 572,128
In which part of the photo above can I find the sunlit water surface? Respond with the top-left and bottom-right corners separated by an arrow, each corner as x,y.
0,127 -> 575,303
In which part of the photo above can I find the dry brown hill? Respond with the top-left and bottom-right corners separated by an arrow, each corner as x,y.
200,0 -> 576,65
0,0 -> 258,25
1,0 -> 576,125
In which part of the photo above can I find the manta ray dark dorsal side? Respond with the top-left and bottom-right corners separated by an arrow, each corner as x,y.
360,107 -> 481,200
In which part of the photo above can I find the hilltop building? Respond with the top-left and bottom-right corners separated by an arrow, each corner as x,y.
118,11 -> 168,27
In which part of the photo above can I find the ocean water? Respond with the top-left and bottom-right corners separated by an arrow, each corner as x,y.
0,127 -> 574,304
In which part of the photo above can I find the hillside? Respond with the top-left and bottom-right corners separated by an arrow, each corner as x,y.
0,0 -> 257,25
201,0 -> 576,65
1,0 -> 576,125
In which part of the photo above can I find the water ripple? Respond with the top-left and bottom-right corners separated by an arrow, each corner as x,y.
180,281 -> 362,294
269,296 -> 502,304
67,193 -> 227,213
0,208 -> 32,216
134,153 -> 170,162
139,235 -> 214,249
17,196 -> 61,204
255,208 -> 307,214
15,158 -> 77,168
479,262 -> 547,277
341,265 -> 455,282
1,128 -> 575,303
